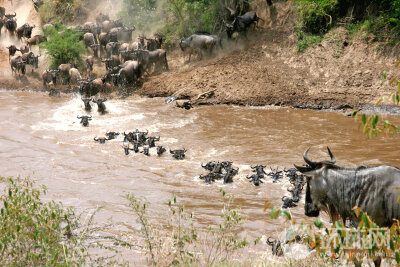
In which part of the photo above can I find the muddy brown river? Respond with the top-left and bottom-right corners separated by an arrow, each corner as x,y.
1,90 -> 400,261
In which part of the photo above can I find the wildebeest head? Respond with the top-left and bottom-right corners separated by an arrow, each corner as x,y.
281,196 -> 297,209
247,174 -> 263,186
141,146 -> 150,156
81,98 -> 92,111
170,149 -> 186,160
106,131 -> 119,140
94,137 -> 107,144
24,24 -> 35,38
294,147 -> 337,217
77,115 -> 92,127
122,143 -> 132,155
94,98 -> 107,114
157,145 -> 166,156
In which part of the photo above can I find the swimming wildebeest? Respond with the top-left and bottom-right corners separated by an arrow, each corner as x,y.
122,143 -> 133,155
93,98 -> 107,114
281,196 -> 297,209
141,146 -> 150,156
105,131 -> 119,140
251,165 -> 267,178
225,11 -> 264,39
81,98 -> 92,111
157,145 -> 166,156
170,149 -> 186,160
179,34 -> 217,62
94,137 -> 108,144
267,167 -> 283,183
77,115 -> 92,127
247,174 -> 263,186
223,167 -> 238,184
42,69 -> 58,88
147,136 -> 160,148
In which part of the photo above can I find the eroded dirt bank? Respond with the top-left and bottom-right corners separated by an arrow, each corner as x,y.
1,1 -> 400,111
139,2 -> 400,110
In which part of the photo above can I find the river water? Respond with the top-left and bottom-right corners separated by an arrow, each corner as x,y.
0,90 -> 399,260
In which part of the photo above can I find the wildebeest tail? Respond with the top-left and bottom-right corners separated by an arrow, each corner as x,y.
164,53 -> 169,70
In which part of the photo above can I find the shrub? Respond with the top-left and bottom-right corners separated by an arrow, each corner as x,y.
40,24 -> 85,68
296,0 -> 339,34
0,177 -> 87,265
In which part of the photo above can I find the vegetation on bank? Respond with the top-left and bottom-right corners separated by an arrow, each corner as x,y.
296,0 -> 400,52
40,24 -> 85,68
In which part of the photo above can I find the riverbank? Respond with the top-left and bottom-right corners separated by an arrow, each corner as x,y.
139,2 -> 400,110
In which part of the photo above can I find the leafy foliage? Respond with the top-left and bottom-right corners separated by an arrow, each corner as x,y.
0,177 -> 86,265
269,205 -> 400,265
40,24 -> 85,68
127,188 -> 248,266
352,62 -> 400,138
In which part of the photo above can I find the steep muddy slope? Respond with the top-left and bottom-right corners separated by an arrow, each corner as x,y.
140,1 -> 400,109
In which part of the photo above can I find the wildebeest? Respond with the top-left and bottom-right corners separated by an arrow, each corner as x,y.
42,69 -> 58,88
6,45 -> 19,62
132,141 -> 140,153
145,33 -> 163,51
0,7 -> 5,18
105,42 -> 120,57
16,23 -> 35,39
113,60 -> 143,86
32,0 -> 43,11
157,145 -> 166,156
122,143 -> 133,155
281,196 -> 297,209
225,11 -> 263,39
98,32 -> 110,54
69,68 -> 82,85
94,137 -> 107,144
79,78 -> 104,97
20,44 -> 29,54
267,167 -> 283,183
96,13 -> 110,24
83,32 -> 99,57
85,56 -> 94,77
137,49 -> 169,74
83,22 -> 101,37
10,55 -> 26,75
4,12 -> 16,35
101,55 -> 120,70
81,97 -> 92,111
105,131 -> 119,140
170,149 -> 186,160
223,167 -> 238,184
247,174 -> 263,186
251,165 -> 267,178
266,238 -> 283,256
27,35 -> 47,49
147,136 -> 160,148
77,115 -> 92,127
58,63 -> 76,84
93,98 -> 107,114
141,146 -> 150,156
294,147 -> 400,227
179,34 -> 217,62
101,19 -> 123,33
21,52 -> 40,72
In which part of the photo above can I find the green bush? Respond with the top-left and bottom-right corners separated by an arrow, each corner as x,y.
40,24 -> 85,68
296,0 -> 339,34
0,177 -> 87,265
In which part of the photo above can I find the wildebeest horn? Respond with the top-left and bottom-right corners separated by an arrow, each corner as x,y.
303,147 -> 317,167
267,237 -> 275,245
88,116 -> 92,119
287,186 -> 295,192
77,116 -> 81,119
281,196 -> 288,201
326,147 -> 336,164
94,137 -> 98,141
